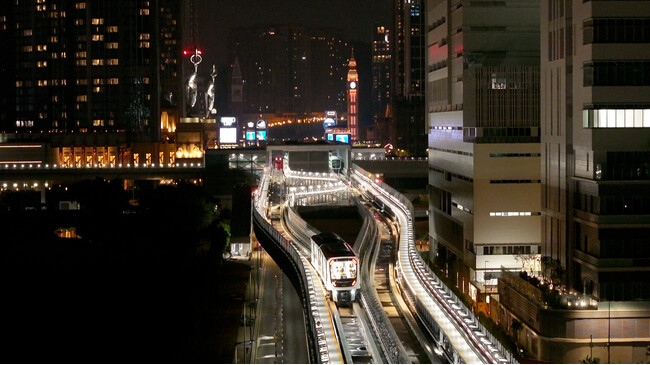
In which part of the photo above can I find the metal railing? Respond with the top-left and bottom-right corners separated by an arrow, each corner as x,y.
351,164 -> 518,364
252,172 -> 325,363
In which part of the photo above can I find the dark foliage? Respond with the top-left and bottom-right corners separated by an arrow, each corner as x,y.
0,180 -> 233,363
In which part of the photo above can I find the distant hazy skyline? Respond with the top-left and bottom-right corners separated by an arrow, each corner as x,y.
195,0 -> 391,66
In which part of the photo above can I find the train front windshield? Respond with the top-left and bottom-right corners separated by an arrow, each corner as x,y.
330,259 -> 357,283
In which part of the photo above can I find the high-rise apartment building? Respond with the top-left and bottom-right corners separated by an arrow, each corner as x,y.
391,0 -> 426,155
371,25 -> 392,142
426,0 -> 541,303
228,25 -> 350,118
0,0 -> 182,142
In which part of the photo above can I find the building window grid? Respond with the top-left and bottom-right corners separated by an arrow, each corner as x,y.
481,245 -> 539,255
475,66 -> 540,128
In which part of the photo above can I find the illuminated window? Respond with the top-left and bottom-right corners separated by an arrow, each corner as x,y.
91,18 -> 104,25
489,211 -> 541,217
76,95 -> 87,102
37,44 -> 47,51
37,80 -> 48,86
107,58 -> 119,66
93,119 -> 104,126
37,61 -> 47,67
76,59 -> 86,66
142,77 -> 150,84
76,51 -> 86,58
108,78 -> 119,85
15,81 -> 23,87
93,78 -> 104,85
139,8 -> 149,15
22,45 -> 33,52
93,86 -> 103,93
584,108 -> 650,128
75,2 -> 86,9
107,26 -> 118,32
105,42 -> 118,49
75,19 -> 84,26
92,59 -> 104,66
92,34 -> 104,41
139,33 -> 150,40
138,41 -> 150,48
23,29 -> 33,36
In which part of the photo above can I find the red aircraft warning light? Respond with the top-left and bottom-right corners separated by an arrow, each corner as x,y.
183,49 -> 202,56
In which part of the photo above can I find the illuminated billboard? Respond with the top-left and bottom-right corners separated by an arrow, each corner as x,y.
246,131 -> 256,141
326,133 -> 334,141
335,134 -> 350,143
323,117 -> 336,130
324,111 -> 337,130
220,127 -> 237,144
257,131 -> 267,141
220,117 -> 237,127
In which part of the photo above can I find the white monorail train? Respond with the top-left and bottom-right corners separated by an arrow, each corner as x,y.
310,232 -> 360,304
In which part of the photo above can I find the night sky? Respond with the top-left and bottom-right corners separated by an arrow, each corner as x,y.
196,0 -> 392,67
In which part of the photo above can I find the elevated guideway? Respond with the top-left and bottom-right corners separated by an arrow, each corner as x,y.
253,171 -> 343,363
351,164 -> 518,364
261,163 -> 412,364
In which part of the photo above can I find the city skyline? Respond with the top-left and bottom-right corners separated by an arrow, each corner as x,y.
1,0 -> 650,364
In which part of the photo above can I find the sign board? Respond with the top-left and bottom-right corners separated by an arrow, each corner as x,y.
220,117 -> 237,127
245,131 -> 256,141
324,111 -> 337,130
335,134 -> 350,143
256,119 -> 267,129
323,117 -> 336,130
219,127 -> 237,144
257,131 -> 267,141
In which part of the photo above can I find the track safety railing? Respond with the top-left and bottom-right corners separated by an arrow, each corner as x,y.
351,164 -> 518,364
253,171 -> 333,363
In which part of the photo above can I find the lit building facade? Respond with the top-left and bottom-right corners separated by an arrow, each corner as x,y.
391,0 -> 426,155
426,0 -> 541,302
0,0 -> 182,167
228,25 -> 350,118
0,0 -> 181,142
347,51 -> 359,142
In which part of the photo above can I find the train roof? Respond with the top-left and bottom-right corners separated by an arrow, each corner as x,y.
311,232 -> 356,259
